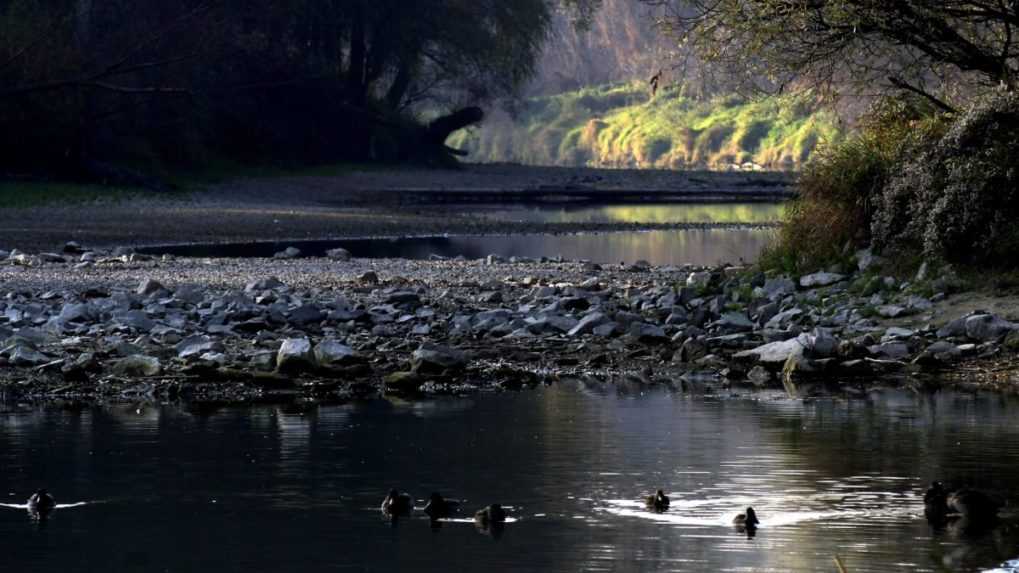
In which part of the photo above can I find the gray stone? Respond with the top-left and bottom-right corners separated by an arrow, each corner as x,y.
592,322 -> 619,337
58,303 -> 94,324
568,312 -> 609,336
112,310 -> 153,332
111,355 -> 162,377
314,339 -> 360,367
868,342 -> 911,360
136,279 -> 166,297
855,249 -> 883,272
385,291 -> 421,306
747,365 -> 773,386
765,308 -> 803,329
289,304 -> 325,326
965,314 -> 1017,341
877,305 -> 908,319
802,328 -> 838,358
799,272 -> 845,288
326,248 -> 352,261
712,312 -> 755,333
762,277 -> 797,300
411,343 -> 467,373
9,345 -> 50,367
734,338 -> 806,365
176,335 -> 224,359
274,246 -> 302,259
276,338 -> 316,373
686,271 -> 712,291
937,317 -> 968,339
245,277 -> 285,292
628,322 -> 668,342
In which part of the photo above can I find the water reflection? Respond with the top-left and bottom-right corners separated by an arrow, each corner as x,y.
1,388 -> 1018,572
477,202 -> 785,225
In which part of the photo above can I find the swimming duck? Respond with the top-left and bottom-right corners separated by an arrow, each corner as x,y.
733,507 -> 759,529
924,481 -> 950,521
947,488 -> 1001,520
645,490 -> 670,511
474,504 -> 507,525
381,489 -> 413,516
27,489 -> 55,515
423,492 -> 461,519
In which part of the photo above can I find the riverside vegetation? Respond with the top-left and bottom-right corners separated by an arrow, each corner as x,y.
449,83 -> 841,170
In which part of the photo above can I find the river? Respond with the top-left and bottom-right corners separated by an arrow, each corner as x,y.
3,386 -> 1018,572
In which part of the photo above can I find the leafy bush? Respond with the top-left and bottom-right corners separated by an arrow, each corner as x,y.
872,90 -> 1019,265
761,97 -> 946,272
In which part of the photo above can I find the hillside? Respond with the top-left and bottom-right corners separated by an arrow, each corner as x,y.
450,83 -> 842,171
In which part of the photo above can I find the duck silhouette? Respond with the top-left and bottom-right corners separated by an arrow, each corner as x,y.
733,507 -> 759,530
474,503 -> 507,525
924,481 -> 1002,527
381,489 -> 413,516
26,489 -> 55,515
645,490 -> 670,512
423,492 -> 461,519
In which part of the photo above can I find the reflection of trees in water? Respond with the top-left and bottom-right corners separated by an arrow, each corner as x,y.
486,202 -> 786,225
466,228 -> 774,265
3,390 -> 1019,572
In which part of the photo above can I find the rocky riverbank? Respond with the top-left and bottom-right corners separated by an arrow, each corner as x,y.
1,242 -> 1018,405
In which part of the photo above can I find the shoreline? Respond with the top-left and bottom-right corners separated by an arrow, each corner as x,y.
1,247 -> 1018,406
0,165 -> 789,252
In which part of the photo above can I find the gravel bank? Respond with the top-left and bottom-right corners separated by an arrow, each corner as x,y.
2,244 -> 1019,406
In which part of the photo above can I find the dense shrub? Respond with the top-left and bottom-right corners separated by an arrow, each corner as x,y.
872,91 -> 1019,265
761,97 -> 945,272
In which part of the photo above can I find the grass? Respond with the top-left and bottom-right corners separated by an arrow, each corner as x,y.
0,181 -> 143,209
449,82 -> 842,170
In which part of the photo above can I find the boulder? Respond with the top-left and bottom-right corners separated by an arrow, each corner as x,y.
289,304 -> 326,326
9,345 -> 50,367
734,338 -> 806,366
799,272 -> 845,288
964,314 -> 1016,341
176,335 -> 224,359
314,339 -> 361,367
746,365 -> 773,387
111,355 -> 162,377
326,247 -> 352,261
276,338 -> 316,373
802,328 -> 838,358
411,343 -> 467,374
274,246 -> 302,259
245,277 -> 285,292
136,278 -> 166,297
568,312 -> 610,337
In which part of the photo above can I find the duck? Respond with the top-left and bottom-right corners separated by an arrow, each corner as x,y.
474,503 -> 507,526
733,507 -> 759,529
423,492 -> 461,519
27,489 -> 56,515
381,489 -> 413,516
645,490 -> 670,511
924,481 -> 950,520
947,488 -> 1001,521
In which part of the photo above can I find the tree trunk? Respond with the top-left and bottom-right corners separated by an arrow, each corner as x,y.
385,55 -> 416,110
345,1 -> 367,106
425,107 -> 484,146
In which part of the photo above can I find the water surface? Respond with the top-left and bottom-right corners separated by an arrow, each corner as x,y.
2,387 -> 1019,572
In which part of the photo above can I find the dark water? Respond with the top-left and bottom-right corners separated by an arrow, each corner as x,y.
3,387 -> 1019,572
139,202 -> 779,266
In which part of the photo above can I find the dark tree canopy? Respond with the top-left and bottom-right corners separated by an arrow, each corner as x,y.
644,0 -> 1019,108
0,0 -> 602,177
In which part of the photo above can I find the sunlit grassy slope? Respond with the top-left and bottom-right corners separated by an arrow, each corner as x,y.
449,83 -> 842,170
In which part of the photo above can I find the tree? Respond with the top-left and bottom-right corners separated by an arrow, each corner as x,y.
644,1 -> 1019,109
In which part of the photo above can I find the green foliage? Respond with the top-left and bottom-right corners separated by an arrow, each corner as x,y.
873,90 -> 1019,266
760,97 -> 947,273
0,182 -> 141,209
450,82 -> 840,169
